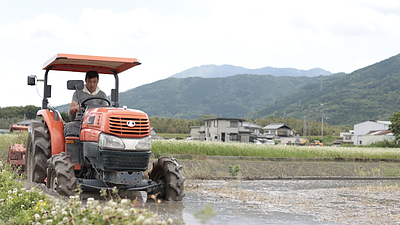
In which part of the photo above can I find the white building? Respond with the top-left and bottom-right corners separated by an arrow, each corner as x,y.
190,117 -> 252,143
353,121 -> 391,146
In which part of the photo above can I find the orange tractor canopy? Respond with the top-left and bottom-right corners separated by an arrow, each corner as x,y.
25,53 -> 185,201
42,53 -> 141,74
33,53 -> 141,109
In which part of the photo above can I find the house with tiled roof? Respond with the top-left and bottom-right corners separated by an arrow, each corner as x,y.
262,123 -> 296,137
261,123 -> 299,145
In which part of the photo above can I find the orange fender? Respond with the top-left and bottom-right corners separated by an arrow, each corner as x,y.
37,109 -> 65,155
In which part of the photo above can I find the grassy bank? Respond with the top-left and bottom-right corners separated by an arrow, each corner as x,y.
0,162 -> 168,224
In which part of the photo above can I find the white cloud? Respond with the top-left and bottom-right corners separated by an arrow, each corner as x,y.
0,0 -> 400,107
0,13 -> 75,42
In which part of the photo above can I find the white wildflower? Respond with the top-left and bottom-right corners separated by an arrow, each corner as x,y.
167,218 -> 173,224
62,217 -> 69,223
143,218 -> 153,225
136,215 -> 145,224
34,213 -> 41,221
121,199 -> 130,206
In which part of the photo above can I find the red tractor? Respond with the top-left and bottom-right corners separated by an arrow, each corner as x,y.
25,53 -> 185,201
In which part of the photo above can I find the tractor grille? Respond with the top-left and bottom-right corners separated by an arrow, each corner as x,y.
101,150 -> 151,171
109,116 -> 150,136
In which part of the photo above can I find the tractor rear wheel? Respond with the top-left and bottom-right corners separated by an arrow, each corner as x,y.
26,122 -> 51,183
148,157 -> 185,201
47,152 -> 77,196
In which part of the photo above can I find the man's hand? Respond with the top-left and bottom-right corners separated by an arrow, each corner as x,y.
69,101 -> 83,115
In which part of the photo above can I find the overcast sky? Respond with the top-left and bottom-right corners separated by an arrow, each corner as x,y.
1,0 -> 399,108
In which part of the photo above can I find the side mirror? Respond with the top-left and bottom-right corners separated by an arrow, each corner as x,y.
67,80 -> 84,90
27,75 -> 36,86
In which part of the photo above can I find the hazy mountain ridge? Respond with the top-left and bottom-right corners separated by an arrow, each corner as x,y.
169,64 -> 332,78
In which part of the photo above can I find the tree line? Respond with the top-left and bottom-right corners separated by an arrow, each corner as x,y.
0,106 -> 40,129
150,114 -> 351,136
0,105 -> 352,136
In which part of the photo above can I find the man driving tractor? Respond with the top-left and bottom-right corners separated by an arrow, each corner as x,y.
68,70 -> 108,121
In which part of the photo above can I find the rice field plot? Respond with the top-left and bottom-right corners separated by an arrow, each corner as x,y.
152,140 -> 400,160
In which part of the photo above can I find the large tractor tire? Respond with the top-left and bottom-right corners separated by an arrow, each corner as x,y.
26,122 -> 51,183
47,152 -> 77,196
148,157 -> 185,201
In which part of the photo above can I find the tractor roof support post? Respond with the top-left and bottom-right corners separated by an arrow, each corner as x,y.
42,67 -> 52,109
112,70 -> 119,107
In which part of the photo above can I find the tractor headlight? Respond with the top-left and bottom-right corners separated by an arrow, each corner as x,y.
99,133 -> 125,150
99,133 -> 152,151
135,136 -> 152,150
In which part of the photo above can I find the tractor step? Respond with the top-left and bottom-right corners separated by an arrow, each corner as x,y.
76,178 -> 161,192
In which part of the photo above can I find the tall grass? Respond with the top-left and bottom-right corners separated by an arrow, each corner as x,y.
152,140 -> 400,160
1,133 -> 399,161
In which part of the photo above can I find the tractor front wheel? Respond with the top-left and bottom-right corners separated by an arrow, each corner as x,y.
47,152 -> 77,196
148,157 -> 185,201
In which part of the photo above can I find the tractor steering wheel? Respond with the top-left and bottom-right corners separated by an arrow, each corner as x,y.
80,97 -> 111,110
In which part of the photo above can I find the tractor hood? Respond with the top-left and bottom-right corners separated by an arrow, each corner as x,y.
80,107 -> 151,142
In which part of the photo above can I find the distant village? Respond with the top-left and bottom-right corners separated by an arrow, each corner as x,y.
185,117 -> 393,146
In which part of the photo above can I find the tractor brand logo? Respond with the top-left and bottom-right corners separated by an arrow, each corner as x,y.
126,121 -> 136,127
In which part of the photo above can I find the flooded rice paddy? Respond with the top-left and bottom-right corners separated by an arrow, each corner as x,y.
143,179 -> 400,224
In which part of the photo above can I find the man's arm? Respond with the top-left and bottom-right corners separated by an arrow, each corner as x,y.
69,101 -> 80,115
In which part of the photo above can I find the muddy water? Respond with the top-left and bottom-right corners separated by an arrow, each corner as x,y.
142,179 -> 400,224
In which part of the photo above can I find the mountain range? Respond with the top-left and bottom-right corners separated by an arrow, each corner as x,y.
169,64 -> 332,78
57,53 -> 400,126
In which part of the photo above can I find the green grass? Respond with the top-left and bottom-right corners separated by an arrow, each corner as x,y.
152,140 -> 400,160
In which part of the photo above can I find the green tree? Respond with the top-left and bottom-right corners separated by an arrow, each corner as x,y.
389,111 -> 400,142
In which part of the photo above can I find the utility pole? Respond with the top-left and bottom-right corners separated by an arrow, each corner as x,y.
321,103 -> 324,141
